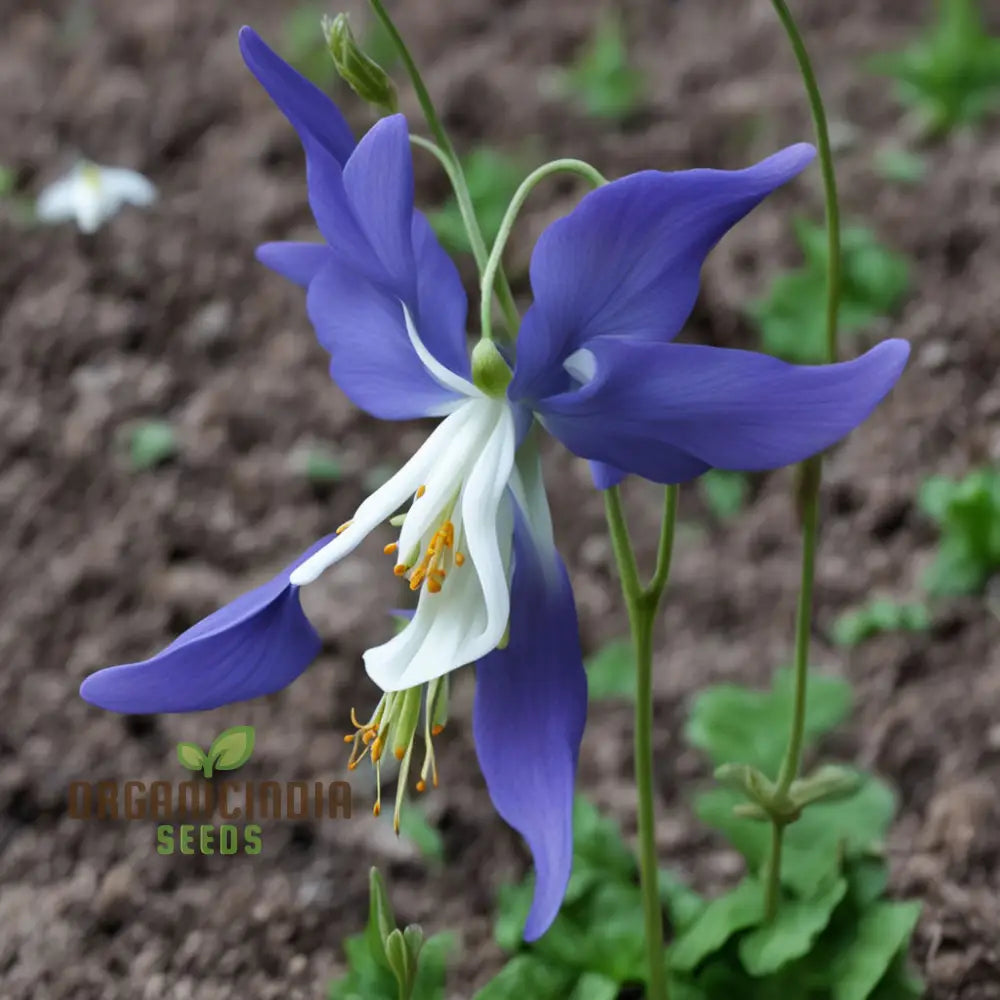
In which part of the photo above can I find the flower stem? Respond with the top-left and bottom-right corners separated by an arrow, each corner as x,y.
367,0 -> 519,334
762,0 -> 842,921
605,485 -> 679,1000
479,158 -> 607,343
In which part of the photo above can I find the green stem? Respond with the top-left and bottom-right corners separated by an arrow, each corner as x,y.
604,485 -> 677,1000
479,159 -> 607,342
763,0 -> 842,921
367,0 -> 519,333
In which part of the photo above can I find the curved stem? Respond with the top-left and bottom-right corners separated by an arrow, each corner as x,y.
367,0 -> 519,334
479,158 -> 607,342
763,0 -> 842,920
605,485 -> 676,1000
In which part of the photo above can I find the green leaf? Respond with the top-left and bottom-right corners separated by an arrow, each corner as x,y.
396,805 -> 445,863
738,878 -> 847,975
870,0 -> 1000,135
658,869 -> 708,933
685,668 -> 852,774
832,599 -> 930,647
585,639 -> 637,701
0,165 -> 15,198
670,879 -> 766,972
831,902 -> 922,1000
695,776 -> 895,898
409,932 -> 453,1000
207,725 -> 256,772
874,148 -> 927,185
473,955 -> 576,1000
567,972 -> 620,1000
127,420 -> 178,471
561,11 -> 644,120
918,468 -> 1000,595
750,219 -> 909,364
699,470 -> 749,520
176,742 -> 206,772
428,148 -> 525,257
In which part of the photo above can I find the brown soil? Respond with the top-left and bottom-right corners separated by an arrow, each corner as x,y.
1,0 -> 998,998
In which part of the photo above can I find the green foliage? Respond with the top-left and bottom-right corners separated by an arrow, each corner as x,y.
686,668 -> 852,775
329,868 -> 452,1000
871,0 -> 1000,135
283,6 -> 335,86
698,470 -> 749,521
669,671 -> 922,1000
429,148 -> 524,258
918,468 -> 1000,594
585,639 -> 637,701
0,165 -> 15,197
560,12 -> 644,120
126,419 -> 178,470
750,218 -> 910,364
873,148 -> 927,185
396,804 -> 445,863
832,599 -> 930,647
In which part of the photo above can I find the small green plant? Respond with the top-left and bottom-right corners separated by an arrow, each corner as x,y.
918,468 -> 1000,594
870,0 -> 1000,135
751,219 -> 910,364
176,725 -> 256,778
832,599 -> 931,647
557,11 -> 644,120
699,470 -> 749,521
126,419 -> 178,471
873,148 -> 927,185
585,639 -> 637,701
429,148 -> 525,258
329,868 -> 452,1000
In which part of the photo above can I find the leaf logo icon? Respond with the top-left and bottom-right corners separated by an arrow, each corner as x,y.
176,725 -> 256,778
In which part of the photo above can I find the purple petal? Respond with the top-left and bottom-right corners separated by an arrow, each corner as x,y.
307,258 -> 462,419
474,514 -> 586,941
411,212 -> 471,379
589,461 -> 627,490
538,337 -> 910,482
238,26 -> 355,165
341,116 -> 418,302
511,145 -> 816,400
79,538 -> 333,713
255,241 -> 330,287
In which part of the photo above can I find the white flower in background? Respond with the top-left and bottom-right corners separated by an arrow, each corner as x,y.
36,160 -> 156,233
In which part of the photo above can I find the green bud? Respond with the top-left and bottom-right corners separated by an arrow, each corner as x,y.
368,867 -> 397,943
384,929 -> 416,994
471,339 -> 513,397
714,762 -> 777,810
402,924 -> 425,964
788,765 -> 861,809
324,14 -> 398,114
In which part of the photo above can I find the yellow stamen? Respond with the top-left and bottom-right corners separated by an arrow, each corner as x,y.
432,724 -> 444,736
373,801 -> 381,817
384,542 -> 398,555
426,577 -> 442,594
416,780 -> 426,793
393,563 -> 407,576
454,551 -> 465,566
415,484 -> 426,498
342,734 -> 354,744
394,747 -> 405,761
336,519 -> 354,534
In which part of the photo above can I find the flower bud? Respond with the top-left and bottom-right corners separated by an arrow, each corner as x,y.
323,14 -> 398,114
471,339 -> 513,397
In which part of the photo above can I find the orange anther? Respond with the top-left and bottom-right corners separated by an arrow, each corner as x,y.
409,569 -> 426,591
336,520 -> 354,535
384,542 -> 398,555
416,780 -> 426,793
373,802 -> 381,817
454,552 -> 465,566
393,564 -> 407,576
394,747 -> 405,761
415,485 -> 426,498
427,578 -> 442,594
343,734 -> 354,744
362,730 -> 375,745
371,739 -> 384,762
431,724 -> 444,736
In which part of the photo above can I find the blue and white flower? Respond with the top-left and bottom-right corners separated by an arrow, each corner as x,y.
80,28 -> 909,941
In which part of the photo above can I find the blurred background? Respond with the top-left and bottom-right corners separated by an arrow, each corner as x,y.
1,0 -> 999,997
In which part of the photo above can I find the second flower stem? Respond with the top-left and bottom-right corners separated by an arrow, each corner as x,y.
605,485 -> 679,1000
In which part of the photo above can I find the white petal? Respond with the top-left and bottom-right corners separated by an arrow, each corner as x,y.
403,304 -> 479,398
563,347 -> 597,386
100,167 -> 157,207
288,402 -> 479,586
35,176 -> 78,223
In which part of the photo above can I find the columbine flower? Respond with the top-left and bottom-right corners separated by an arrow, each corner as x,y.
80,28 -> 909,940
36,160 -> 156,233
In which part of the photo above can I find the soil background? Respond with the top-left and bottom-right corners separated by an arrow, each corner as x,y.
1,0 -> 999,998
